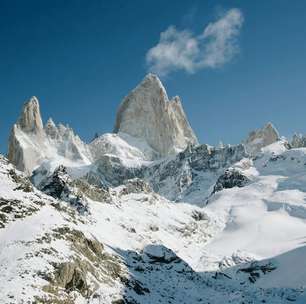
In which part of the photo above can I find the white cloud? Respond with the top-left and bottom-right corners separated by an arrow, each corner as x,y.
146,8 -> 244,76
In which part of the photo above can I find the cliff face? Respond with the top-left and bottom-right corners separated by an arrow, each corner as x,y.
8,97 -> 46,174
15,96 -> 44,134
114,74 -> 198,157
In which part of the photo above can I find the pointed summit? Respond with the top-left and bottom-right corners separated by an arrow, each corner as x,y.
113,74 -> 198,157
17,96 -> 43,134
8,96 -> 45,173
243,122 -> 280,155
45,118 -> 59,139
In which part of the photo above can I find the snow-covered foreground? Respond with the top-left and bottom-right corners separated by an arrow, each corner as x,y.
1,139 -> 306,303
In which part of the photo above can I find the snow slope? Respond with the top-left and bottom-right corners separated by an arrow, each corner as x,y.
1,138 -> 306,303
3,76 -> 306,303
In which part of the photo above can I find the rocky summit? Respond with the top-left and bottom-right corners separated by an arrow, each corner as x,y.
1,74 -> 306,304
114,73 -> 198,157
243,122 -> 280,155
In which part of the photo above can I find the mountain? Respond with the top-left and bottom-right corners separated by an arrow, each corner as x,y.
9,74 -> 198,174
114,73 -> 198,158
8,96 -> 91,175
1,75 -> 306,303
243,122 -> 280,155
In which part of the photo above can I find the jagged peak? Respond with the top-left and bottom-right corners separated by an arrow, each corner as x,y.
244,122 -> 280,155
17,96 -> 43,134
170,95 -> 182,104
27,96 -> 39,106
45,117 -> 59,139
247,122 -> 279,139
46,117 -> 56,128
263,122 -> 279,134
113,74 -> 198,157
143,72 -> 163,84
135,73 -> 168,100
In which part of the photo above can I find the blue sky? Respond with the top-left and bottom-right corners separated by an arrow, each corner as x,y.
1,0 -> 306,153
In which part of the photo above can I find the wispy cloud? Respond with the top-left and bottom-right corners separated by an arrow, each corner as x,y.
146,8 -> 244,76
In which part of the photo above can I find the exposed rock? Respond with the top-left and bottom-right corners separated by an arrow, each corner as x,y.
72,178 -> 111,203
39,227 -> 123,302
114,74 -> 198,158
15,96 -> 44,134
39,165 -> 89,213
51,261 -> 90,296
119,178 -> 152,196
8,168 -> 33,192
191,210 -> 208,221
243,122 -> 279,155
8,97 -> 45,174
0,198 -> 41,228
144,143 -> 248,203
82,143 -> 247,204
212,168 -> 250,194
41,165 -> 72,199
91,155 -> 142,187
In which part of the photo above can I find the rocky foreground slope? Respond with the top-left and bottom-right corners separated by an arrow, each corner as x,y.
1,74 -> 306,303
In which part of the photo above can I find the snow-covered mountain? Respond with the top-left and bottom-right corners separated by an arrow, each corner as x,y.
1,74 -> 306,303
8,97 -> 92,175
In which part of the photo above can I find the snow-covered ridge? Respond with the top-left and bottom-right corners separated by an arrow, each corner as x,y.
2,140 -> 306,303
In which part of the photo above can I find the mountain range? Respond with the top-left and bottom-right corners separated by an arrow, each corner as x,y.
1,74 -> 306,303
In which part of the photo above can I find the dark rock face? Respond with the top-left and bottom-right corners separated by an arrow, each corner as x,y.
0,198 -> 41,229
8,168 -> 33,192
212,169 -> 250,194
40,166 -> 89,213
41,165 -> 71,199
91,155 -> 142,187
144,143 -> 248,203
80,143 -> 247,204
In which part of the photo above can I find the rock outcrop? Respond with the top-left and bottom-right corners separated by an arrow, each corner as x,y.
243,123 -> 279,155
114,74 -> 198,158
212,168 -> 250,194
